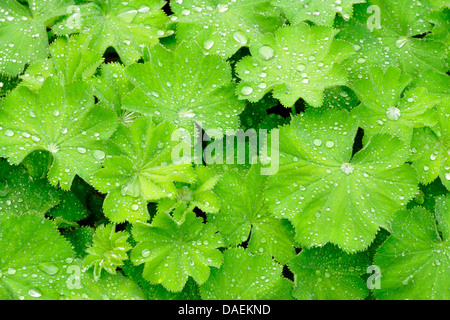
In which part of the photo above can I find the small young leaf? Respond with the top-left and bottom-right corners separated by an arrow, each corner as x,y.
131,211 -> 224,292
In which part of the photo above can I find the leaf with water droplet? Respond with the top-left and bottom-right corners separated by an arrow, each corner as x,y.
349,0 -> 448,77
84,224 -> 132,281
374,202 -> 450,300
20,34 -> 104,91
272,0 -> 365,26
91,117 -> 196,223
199,248 -> 293,299
0,165 -> 60,216
210,164 -> 296,265
0,0 -> 73,76
236,24 -> 354,107
170,0 -> 283,58
158,165 -> 221,218
351,66 -> 439,144
131,211 -> 223,292
53,0 -> 168,65
123,41 -> 245,138
265,109 -> 418,252
289,244 -> 370,300
409,98 -> 450,189
0,76 -> 119,190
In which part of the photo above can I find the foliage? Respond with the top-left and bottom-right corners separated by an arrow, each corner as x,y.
0,0 -> 448,300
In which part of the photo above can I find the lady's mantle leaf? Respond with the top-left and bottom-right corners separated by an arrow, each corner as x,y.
272,0 -> 365,26
265,109 -> 418,252
236,24 -> 354,107
20,34 -> 104,91
0,165 -> 60,215
131,211 -> 224,292
170,0 -> 283,58
84,224 -> 132,281
157,165 -> 222,217
90,62 -> 136,124
0,213 -> 144,300
288,244 -> 370,300
53,0 -> 169,65
353,0 -> 448,77
0,76 -> 118,190
351,66 -> 439,143
209,164 -> 296,265
373,197 -> 450,300
408,78 -> 450,189
91,117 -> 196,223
123,41 -> 245,137
0,0 -> 73,76
200,248 -> 293,300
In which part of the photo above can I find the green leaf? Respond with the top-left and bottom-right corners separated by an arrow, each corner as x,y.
334,20 -> 398,84
157,165 -> 221,216
20,34 -> 104,90
0,0 -> 74,76
0,76 -> 119,190
200,248 -> 293,300
210,164 -> 296,264
84,224 -> 132,280
170,0 -> 283,58
53,0 -> 169,65
272,0 -> 365,26
288,244 -> 370,300
350,66 -> 439,143
352,0 -> 449,77
0,165 -> 60,215
123,41 -> 245,137
265,109 -> 418,252
130,211 -> 224,292
410,98 -> 450,189
90,62 -> 136,123
428,0 -> 450,9
0,212 -> 144,299
47,190 -> 91,223
236,24 -> 354,107
122,261 -> 201,300
373,203 -> 450,300
91,117 -> 197,223
62,226 -> 95,258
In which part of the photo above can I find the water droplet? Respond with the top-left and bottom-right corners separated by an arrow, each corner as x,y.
357,58 -> 366,64
77,147 -> 87,154
141,249 -> 150,258
241,86 -> 253,96
296,64 -> 306,72
396,37 -> 408,49
217,4 -> 228,12
116,10 -> 138,23
259,46 -> 274,60
131,204 -> 139,211
4,129 -> 14,137
313,138 -> 322,146
340,163 -> 354,175
386,107 -> 401,121
325,141 -> 335,148
203,39 -> 214,50
7,268 -> 16,275
233,31 -> 248,45
93,150 -> 106,160
38,262 -> 59,275
28,287 -> 42,298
